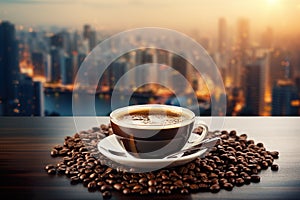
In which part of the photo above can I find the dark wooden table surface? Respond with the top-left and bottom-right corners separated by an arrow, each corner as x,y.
1,117 -> 300,200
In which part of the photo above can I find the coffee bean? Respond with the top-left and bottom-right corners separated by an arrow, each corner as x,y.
57,167 -> 66,174
180,188 -> 189,194
89,173 -> 97,179
69,171 -> 79,176
79,174 -> 86,180
271,164 -> 279,171
190,184 -> 199,192
122,188 -> 131,195
228,177 -> 236,185
244,176 -> 251,185
170,185 -> 178,191
83,178 -> 91,187
138,177 -> 147,184
198,183 -> 209,191
161,174 -> 169,180
225,171 -> 235,178
113,183 -> 123,191
106,179 -> 115,185
148,186 -> 156,194
157,189 -> 165,194
256,142 -> 264,147
59,149 -> 69,156
270,151 -> 279,159
97,181 -> 105,187
261,161 -> 269,169
133,184 -> 143,190
229,130 -> 237,137
140,190 -> 149,195
45,164 -> 55,171
148,179 -> 157,186
45,125 -> 281,198
251,175 -> 261,183
162,181 -> 172,185
235,178 -> 244,186
223,182 -> 233,191
102,191 -> 112,199
174,180 -> 184,188
50,149 -> 58,156
70,176 -> 80,184
87,181 -> 97,191
101,184 -> 112,192
47,168 -> 56,175
210,184 -> 220,193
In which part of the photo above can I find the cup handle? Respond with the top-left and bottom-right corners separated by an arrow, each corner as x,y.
188,122 -> 208,145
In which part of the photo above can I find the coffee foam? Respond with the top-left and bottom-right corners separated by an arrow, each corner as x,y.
110,104 -> 195,130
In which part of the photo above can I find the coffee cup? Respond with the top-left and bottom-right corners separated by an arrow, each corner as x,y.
110,104 -> 207,159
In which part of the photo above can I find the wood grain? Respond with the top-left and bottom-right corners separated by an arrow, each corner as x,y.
1,117 -> 300,200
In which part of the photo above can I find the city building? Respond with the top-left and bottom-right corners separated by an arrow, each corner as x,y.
109,59 -> 128,88
261,27 -> 274,49
244,56 -> 270,116
31,51 -> 46,78
0,20 -> 44,116
171,54 -> 187,77
0,21 -> 20,115
157,50 -> 171,87
244,63 -> 261,115
18,74 -> 44,116
233,18 -> 251,90
236,18 -> 250,66
272,79 -> 299,116
50,48 -> 64,83
135,49 -> 152,86
83,24 -> 97,51
218,17 -> 227,54
269,48 -> 288,86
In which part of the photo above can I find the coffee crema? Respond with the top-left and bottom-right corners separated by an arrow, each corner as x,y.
116,109 -> 190,126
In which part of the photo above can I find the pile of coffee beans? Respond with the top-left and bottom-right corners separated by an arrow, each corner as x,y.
45,124 -> 279,199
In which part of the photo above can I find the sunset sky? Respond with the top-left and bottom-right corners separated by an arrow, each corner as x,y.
0,0 -> 299,35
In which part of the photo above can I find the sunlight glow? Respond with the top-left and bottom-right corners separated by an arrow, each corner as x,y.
267,0 -> 279,5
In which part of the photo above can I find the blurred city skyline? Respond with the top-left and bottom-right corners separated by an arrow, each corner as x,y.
0,0 -> 300,35
0,0 -> 300,116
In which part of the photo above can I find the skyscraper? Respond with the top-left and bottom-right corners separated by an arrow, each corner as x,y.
217,17 -> 229,86
218,17 -> 227,54
50,48 -> 64,83
0,21 -> 44,116
244,55 -> 270,115
245,63 -> 261,115
234,18 -> 250,89
236,18 -> 250,66
31,51 -> 46,77
135,49 -> 153,86
261,27 -> 273,49
83,24 -> 97,51
62,55 -> 73,85
272,80 -> 299,116
83,24 -> 91,40
89,30 -> 97,51
0,21 -> 20,115
109,59 -> 127,88
157,50 -> 171,86
50,31 -> 72,55
17,74 -> 43,116
171,54 -> 187,78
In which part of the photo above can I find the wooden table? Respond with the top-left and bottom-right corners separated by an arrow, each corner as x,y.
1,117 -> 300,200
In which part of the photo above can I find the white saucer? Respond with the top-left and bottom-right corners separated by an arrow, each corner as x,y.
97,133 -> 207,169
